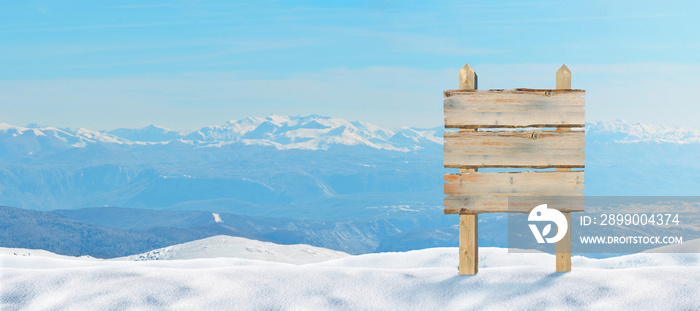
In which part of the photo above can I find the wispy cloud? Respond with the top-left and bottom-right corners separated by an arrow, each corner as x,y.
375,32 -> 507,56
36,5 -> 48,15
0,66 -> 452,131
107,1 -> 274,10
428,1 -> 560,9
5,21 -> 188,33
106,4 -> 174,9
3,63 -> 700,131
46,39 -> 318,70
477,14 -> 673,25
2,12 -> 328,33
0,22 -> 49,29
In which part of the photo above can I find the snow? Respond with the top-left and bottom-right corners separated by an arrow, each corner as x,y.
0,247 -> 91,260
589,120 -> 700,144
119,236 -> 349,264
0,123 -> 131,146
6,117 -> 698,154
212,213 -> 222,223
0,122 -> 25,131
2,237 -> 699,310
1,115 -> 443,152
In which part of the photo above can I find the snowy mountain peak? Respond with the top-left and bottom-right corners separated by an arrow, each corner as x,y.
224,116 -> 266,128
265,114 -> 292,125
3,115 -> 440,151
0,122 -> 21,131
588,120 -> 700,144
173,115 -> 440,151
4,117 -> 699,155
0,123 -> 130,148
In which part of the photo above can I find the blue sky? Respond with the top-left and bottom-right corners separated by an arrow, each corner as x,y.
1,0 -> 698,131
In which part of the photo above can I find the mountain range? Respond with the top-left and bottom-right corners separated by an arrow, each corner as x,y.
2,115 -> 700,257
1,114 -> 442,152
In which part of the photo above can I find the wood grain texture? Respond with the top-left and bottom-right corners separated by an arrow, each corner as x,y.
444,89 -> 585,128
444,130 -> 585,168
444,171 -> 584,197
444,171 -> 584,214
556,212 -> 572,272
444,196 -> 585,214
458,63 -> 477,90
459,214 -> 478,275
556,65 -> 572,90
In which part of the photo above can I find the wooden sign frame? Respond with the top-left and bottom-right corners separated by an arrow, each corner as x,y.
444,64 -> 585,275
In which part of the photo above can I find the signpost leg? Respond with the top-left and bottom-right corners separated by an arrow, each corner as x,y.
555,64 -> 573,272
555,212 -> 572,272
459,213 -> 478,275
457,155 -> 479,275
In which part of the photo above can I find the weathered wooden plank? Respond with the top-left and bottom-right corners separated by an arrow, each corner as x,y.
556,127 -> 575,172
444,130 -> 585,168
444,196 -> 585,214
459,214 -> 478,275
444,171 -> 584,214
458,129 -> 479,174
444,88 -> 584,98
444,89 -> 585,128
444,171 -> 584,197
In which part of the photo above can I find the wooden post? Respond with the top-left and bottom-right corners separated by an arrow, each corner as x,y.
459,63 -> 478,90
457,63 -> 478,275
556,64 -> 571,90
459,164 -> 478,275
555,212 -> 572,272
555,64 -> 572,272
459,214 -> 478,275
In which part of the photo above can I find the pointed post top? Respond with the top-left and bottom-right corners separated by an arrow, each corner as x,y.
459,63 -> 478,90
556,64 -> 571,90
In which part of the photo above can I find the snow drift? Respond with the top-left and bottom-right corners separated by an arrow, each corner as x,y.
2,237 -> 699,310
120,235 -> 349,264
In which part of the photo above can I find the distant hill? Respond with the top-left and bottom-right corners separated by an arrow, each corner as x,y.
121,235 -> 350,264
0,206 -> 262,258
0,205 -> 406,256
2,116 -> 699,216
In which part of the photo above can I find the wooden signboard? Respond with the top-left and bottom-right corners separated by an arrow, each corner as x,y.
444,64 -> 585,275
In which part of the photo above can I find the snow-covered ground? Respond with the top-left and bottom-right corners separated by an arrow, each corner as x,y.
119,235 -> 350,264
2,236 -> 699,310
